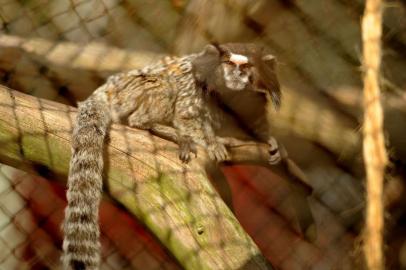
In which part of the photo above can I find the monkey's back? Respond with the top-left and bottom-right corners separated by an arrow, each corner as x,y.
104,73 -> 178,125
91,54 -> 200,127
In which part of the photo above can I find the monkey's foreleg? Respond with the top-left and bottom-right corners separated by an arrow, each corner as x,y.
128,114 -> 197,163
143,123 -> 196,163
267,137 -> 282,165
219,137 -> 312,193
218,137 -> 280,165
143,123 -> 179,142
174,117 -> 229,162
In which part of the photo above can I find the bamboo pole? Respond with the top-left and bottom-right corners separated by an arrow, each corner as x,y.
362,0 -> 387,269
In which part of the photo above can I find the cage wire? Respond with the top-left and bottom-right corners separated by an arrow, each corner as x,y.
0,0 -> 405,269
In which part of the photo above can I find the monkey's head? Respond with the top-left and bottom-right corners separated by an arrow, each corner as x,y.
192,43 -> 281,109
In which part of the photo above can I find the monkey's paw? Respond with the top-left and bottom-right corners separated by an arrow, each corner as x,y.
268,137 -> 281,165
208,142 -> 229,162
179,137 -> 197,163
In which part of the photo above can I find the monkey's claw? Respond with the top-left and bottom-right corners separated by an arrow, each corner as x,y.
179,137 -> 197,163
208,143 -> 229,162
268,137 -> 281,165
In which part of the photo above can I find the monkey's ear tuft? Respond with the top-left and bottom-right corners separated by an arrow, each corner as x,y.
262,54 -> 277,69
256,53 -> 281,110
192,44 -> 221,84
271,91 -> 281,110
204,44 -> 221,55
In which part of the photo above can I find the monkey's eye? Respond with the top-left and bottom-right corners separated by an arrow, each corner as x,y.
224,60 -> 236,66
239,63 -> 252,70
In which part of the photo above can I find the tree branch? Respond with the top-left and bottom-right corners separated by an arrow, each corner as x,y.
0,85 -> 273,270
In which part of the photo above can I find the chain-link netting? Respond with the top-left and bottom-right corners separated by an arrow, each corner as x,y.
0,0 -> 405,269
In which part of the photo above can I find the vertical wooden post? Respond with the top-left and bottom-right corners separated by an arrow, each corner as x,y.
362,0 -> 387,269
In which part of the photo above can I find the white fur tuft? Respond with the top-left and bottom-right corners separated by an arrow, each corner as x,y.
230,53 -> 248,64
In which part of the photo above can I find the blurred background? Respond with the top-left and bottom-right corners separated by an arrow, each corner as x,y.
0,0 -> 405,269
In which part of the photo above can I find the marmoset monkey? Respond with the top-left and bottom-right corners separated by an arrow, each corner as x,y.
62,43 -> 313,270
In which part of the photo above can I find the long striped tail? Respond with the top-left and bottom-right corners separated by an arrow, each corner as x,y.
62,97 -> 111,270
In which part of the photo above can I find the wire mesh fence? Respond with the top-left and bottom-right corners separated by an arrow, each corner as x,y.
0,0 -> 405,269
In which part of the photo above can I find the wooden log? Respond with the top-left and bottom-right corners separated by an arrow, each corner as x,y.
0,85 -> 273,270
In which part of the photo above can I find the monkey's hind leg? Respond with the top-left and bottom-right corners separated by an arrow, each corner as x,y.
173,117 -> 229,163
143,122 -> 228,164
128,113 -> 197,163
177,135 -> 197,163
147,124 -> 197,163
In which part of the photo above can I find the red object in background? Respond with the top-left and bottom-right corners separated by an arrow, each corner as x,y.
224,165 -> 356,269
12,172 -> 180,270
8,164 -> 356,270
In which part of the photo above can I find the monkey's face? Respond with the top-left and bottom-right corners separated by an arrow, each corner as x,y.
221,53 -> 253,91
192,43 -> 281,108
